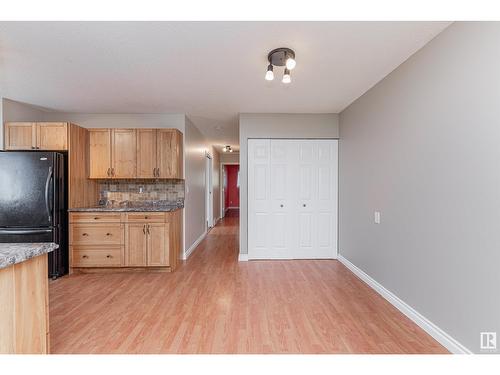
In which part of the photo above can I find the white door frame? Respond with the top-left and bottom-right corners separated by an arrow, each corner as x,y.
205,152 -> 213,230
220,161 -> 239,218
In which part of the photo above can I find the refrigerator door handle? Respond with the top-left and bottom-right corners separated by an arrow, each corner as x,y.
0,228 -> 53,235
45,166 -> 53,223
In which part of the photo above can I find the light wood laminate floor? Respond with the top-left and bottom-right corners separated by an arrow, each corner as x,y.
49,215 -> 447,354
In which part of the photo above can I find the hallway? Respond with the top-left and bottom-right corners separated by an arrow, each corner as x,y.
49,215 -> 446,354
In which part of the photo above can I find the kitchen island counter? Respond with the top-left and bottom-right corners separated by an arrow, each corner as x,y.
0,242 -> 58,270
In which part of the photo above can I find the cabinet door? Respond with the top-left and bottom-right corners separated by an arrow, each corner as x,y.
147,223 -> 169,266
4,122 -> 36,150
89,129 -> 112,178
136,129 -> 157,178
112,129 -> 137,178
37,122 -> 68,150
157,129 -> 182,178
125,224 -> 147,266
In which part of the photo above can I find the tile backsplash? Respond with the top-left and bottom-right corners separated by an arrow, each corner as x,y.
98,179 -> 185,205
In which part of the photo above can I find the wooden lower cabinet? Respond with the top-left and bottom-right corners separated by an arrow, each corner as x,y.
125,223 -> 148,266
147,223 -> 169,266
69,210 -> 181,272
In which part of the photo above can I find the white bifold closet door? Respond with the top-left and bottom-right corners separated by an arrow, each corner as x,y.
248,139 -> 338,259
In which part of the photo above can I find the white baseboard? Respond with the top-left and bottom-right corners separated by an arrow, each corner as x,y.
238,253 -> 248,262
338,255 -> 471,354
183,230 -> 207,260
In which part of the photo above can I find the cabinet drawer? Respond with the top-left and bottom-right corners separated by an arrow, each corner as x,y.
125,212 -> 165,223
70,212 -> 122,223
70,224 -> 123,245
72,247 -> 123,267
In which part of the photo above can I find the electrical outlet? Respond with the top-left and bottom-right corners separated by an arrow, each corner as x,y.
374,211 -> 381,224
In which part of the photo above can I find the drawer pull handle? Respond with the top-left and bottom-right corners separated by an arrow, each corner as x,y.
82,233 -> 89,236
82,255 -> 89,259
94,217 -> 99,220
106,255 -> 112,258
145,216 -> 149,219
106,233 -> 112,236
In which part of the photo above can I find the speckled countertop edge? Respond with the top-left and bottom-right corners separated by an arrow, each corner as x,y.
68,205 -> 184,212
0,242 -> 58,270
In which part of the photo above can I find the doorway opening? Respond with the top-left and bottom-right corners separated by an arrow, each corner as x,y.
221,162 -> 240,219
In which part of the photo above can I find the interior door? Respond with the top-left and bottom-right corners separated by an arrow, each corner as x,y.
248,138 -> 338,260
125,224 -> 147,266
89,129 -> 112,178
136,129 -> 157,178
112,129 -> 137,178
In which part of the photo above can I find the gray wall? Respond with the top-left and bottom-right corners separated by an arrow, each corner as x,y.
339,22 -> 500,353
239,113 -> 339,255
40,112 -> 186,132
220,152 -> 239,164
184,117 -> 210,255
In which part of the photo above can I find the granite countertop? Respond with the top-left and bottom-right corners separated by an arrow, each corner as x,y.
0,243 -> 58,270
69,202 -> 184,213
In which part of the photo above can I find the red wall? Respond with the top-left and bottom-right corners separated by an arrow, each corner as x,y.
225,165 -> 240,208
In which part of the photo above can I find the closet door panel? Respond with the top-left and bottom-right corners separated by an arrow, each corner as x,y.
248,139 -> 271,258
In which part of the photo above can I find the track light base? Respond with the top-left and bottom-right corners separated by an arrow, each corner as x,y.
267,48 -> 295,67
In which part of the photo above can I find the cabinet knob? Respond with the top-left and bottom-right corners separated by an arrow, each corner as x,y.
106,255 -> 112,258
82,255 -> 89,259
94,217 -> 99,220
145,216 -> 149,219
280,204 -> 284,208
82,233 -> 88,236
106,233 -> 112,236
303,204 -> 306,207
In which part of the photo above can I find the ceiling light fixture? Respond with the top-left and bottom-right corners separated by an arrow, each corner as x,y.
223,145 -> 233,153
265,47 -> 296,84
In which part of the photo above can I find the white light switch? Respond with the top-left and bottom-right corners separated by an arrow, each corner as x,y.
374,211 -> 381,224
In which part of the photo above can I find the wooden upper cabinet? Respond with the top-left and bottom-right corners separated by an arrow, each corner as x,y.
87,127 -> 182,179
4,122 -> 68,150
157,129 -> 183,179
112,129 -> 136,178
147,223 -> 169,266
89,129 -> 112,178
4,122 -> 36,150
37,123 -> 67,150
136,129 -> 157,178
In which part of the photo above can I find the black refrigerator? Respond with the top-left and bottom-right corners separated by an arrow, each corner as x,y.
0,151 -> 68,279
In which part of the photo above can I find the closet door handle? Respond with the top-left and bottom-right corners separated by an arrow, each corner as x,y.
146,224 -> 150,235
143,224 -> 146,234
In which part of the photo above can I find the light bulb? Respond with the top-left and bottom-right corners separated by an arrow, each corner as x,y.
222,146 -> 227,152
285,57 -> 296,70
282,68 -> 291,84
229,149 -> 233,153
265,64 -> 274,81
